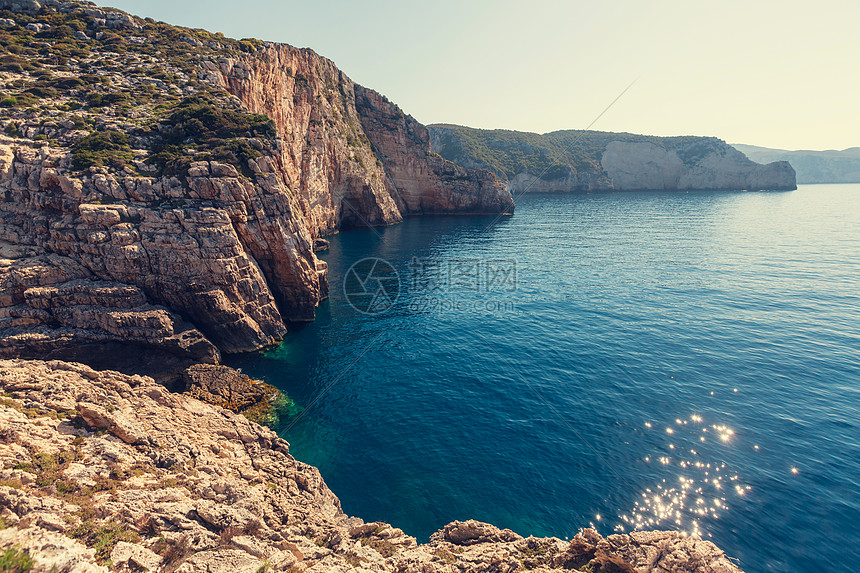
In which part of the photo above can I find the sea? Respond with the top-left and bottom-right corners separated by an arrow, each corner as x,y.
226,183 -> 860,572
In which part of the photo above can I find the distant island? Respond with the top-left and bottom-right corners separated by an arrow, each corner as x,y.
428,124 -> 796,193
732,144 -> 860,184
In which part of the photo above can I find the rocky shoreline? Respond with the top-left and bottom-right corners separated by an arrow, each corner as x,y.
0,359 -> 743,572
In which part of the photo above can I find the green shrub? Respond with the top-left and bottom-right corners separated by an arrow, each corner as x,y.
0,546 -> 35,572
71,130 -> 135,170
156,97 -> 275,142
4,122 -> 21,137
85,92 -> 128,108
238,38 -> 263,52
70,522 -> 140,564
148,69 -> 175,82
41,24 -> 75,39
6,93 -> 37,107
0,54 -> 37,72
210,139 -> 264,170
24,85 -> 56,98
51,77 -> 85,89
147,96 -> 276,176
0,97 -> 17,108
56,101 -> 83,111
81,74 -> 111,86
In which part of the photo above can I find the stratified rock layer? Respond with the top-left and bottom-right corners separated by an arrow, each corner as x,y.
0,359 -> 744,573
0,142 -> 310,355
0,0 -> 512,363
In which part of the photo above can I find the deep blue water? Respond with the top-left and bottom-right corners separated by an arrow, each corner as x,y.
227,184 -> 860,573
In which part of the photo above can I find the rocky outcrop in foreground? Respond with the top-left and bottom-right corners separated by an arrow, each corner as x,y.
428,124 -> 797,193
0,359 -> 743,572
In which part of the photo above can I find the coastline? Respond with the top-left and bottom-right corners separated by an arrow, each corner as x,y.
0,1 -> 769,570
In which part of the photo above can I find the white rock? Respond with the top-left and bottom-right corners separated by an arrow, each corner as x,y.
110,541 -> 163,572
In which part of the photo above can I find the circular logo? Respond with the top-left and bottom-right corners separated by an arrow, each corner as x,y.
343,258 -> 400,315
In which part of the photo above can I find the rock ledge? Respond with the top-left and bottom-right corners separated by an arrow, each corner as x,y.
0,359 -> 743,572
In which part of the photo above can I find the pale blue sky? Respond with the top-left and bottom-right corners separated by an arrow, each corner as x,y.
97,0 -> 859,150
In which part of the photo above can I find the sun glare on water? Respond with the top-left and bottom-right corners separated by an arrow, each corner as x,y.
617,414 -> 751,538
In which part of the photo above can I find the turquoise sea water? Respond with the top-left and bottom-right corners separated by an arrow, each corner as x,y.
227,184 -> 860,572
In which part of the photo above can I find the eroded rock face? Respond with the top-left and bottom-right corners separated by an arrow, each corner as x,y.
0,359 -> 744,573
0,4 -> 512,362
355,87 -> 514,215
213,44 -> 513,228
212,45 -> 405,236
0,143 -> 315,354
0,253 -> 220,365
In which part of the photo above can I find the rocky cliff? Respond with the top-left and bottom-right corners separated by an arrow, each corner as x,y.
429,124 -> 797,193
601,140 -> 796,192
206,47 -> 512,225
354,88 -> 513,215
0,0 -> 512,368
0,359 -> 744,573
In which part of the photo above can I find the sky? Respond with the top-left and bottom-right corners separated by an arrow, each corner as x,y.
96,0 -> 860,151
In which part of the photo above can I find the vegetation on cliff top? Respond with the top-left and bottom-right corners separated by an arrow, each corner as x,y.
146,96 -> 276,176
429,124 -> 726,181
0,0 -> 276,178
70,128 -> 133,169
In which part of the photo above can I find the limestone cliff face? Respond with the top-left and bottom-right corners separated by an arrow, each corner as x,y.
209,45 -> 513,227
0,2 -> 512,364
429,124 -> 797,193
208,45 -> 404,236
0,359 -> 745,573
601,141 -> 797,191
0,142 -> 318,357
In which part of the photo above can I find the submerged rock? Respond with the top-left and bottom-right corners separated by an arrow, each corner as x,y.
182,363 -> 283,424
